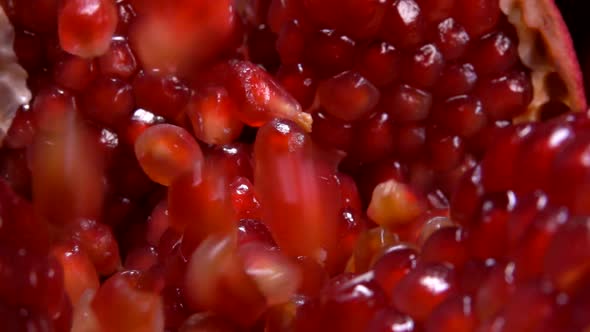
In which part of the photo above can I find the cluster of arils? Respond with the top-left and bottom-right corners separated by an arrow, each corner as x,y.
0,0 -> 588,331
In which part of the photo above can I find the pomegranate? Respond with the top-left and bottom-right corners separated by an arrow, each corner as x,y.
0,0 -> 588,331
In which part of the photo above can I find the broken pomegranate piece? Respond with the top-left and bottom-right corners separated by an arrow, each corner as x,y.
0,0 -> 589,330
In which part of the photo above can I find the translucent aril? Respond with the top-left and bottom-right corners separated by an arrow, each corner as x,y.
367,178 -> 426,229
58,0 -> 118,58
30,88 -> 105,225
254,119 -> 341,265
226,60 -> 312,132
51,242 -> 100,307
134,124 -> 204,186
239,242 -> 302,306
92,273 -> 165,332
129,0 -> 237,74
168,158 -> 237,255
185,86 -> 244,145
317,71 -> 380,122
184,235 -> 266,327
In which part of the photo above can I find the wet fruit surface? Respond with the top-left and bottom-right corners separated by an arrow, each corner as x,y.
0,0 -> 589,331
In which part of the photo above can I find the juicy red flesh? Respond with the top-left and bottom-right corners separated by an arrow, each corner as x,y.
0,0 -> 588,331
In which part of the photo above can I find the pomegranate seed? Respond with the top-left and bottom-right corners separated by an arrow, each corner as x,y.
134,124 -> 204,186
381,0 -> 426,50
368,178 -> 425,229
52,54 -> 97,91
304,29 -> 356,77
184,235 -> 266,327
58,0 -> 118,58
424,295 -> 476,332
453,0 -> 501,38
354,42 -> 401,87
231,177 -> 263,221
372,245 -> 418,296
276,63 -> 317,110
351,111 -> 397,164
311,110 -> 355,152
383,84 -> 432,123
392,263 -> 457,322
367,307 -> 417,332
98,38 -> 138,79
320,272 -> 388,332
420,227 -> 469,269
476,70 -> 534,121
351,227 -> 399,273
403,44 -> 445,89
276,20 -> 305,65
434,18 -> 470,61
179,313 -> 238,332
80,77 -> 134,128
475,263 -> 516,321
132,70 -> 191,120
254,119 -> 341,264
434,63 -> 478,98
185,86 -> 244,145
51,242 -> 100,306
226,60 -> 312,131
434,95 -> 487,137
469,31 -> 519,77
317,71 -> 380,122
92,272 -> 165,332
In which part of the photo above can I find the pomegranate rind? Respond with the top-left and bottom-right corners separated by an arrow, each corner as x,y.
0,6 -> 31,145
500,0 -> 587,121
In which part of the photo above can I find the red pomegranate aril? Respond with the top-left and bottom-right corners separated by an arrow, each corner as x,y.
80,76 -> 134,128
403,44 -> 444,89
185,86 -> 244,145
129,0 -> 237,74
475,72 -> 533,120
453,0 -> 501,39
98,38 -> 138,79
480,124 -> 534,192
276,20 -> 305,65
67,218 -> 122,276
549,138 -> 590,214
434,18 -> 470,61
254,119 -> 341,263
132,70 -> 191,120
237,218 -> 276,249
424,295 -> 476,332
420,227 -> 469,270
372,245 -> 418,297
30,103 -> 106,224
303,0 -> 386,40
92,272 -> 165,332
0,247 -> 66,316
240,242 -> 302,305
311,110 -> 355,152
134,124 -> 204,186
226,60 -> 312,131
392,263 -> 457,322
351,111 -> 397,164
395,124 -> 426,160
350,227 -> 400,273
427,131 -> 465,172
355,159 -> 407,208
436,95 -> 487,137
468,192 -> 515,260
11,0 -> 58,33
266,0 -> 307,34
513,122 -> 575,194
496,284 -> 556,332
169,163 -> 236,254
208,143 -> 254,181
317,71 -> 380,122
366,307 -> 417,332
320,272 -> 388,332
468,31 -> 519,77
58,0 -> 118,58
184,235 -> 266,327
510,207 -> 567,283
475,263 -> 516,321
304,29 -> 356,77
276,63 -> 317,110
146,199 -> 170,246
52,54 -> 96,91
381,0 -> 426,50
119,108 -> 166,147
231,177 -> 263,221
124,245 -> 159,271
355,42 -> 401,87
51,242 -> 100,306
384,84 -> 432,123
544,217 -> 590,293
434,63 -> 478,98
